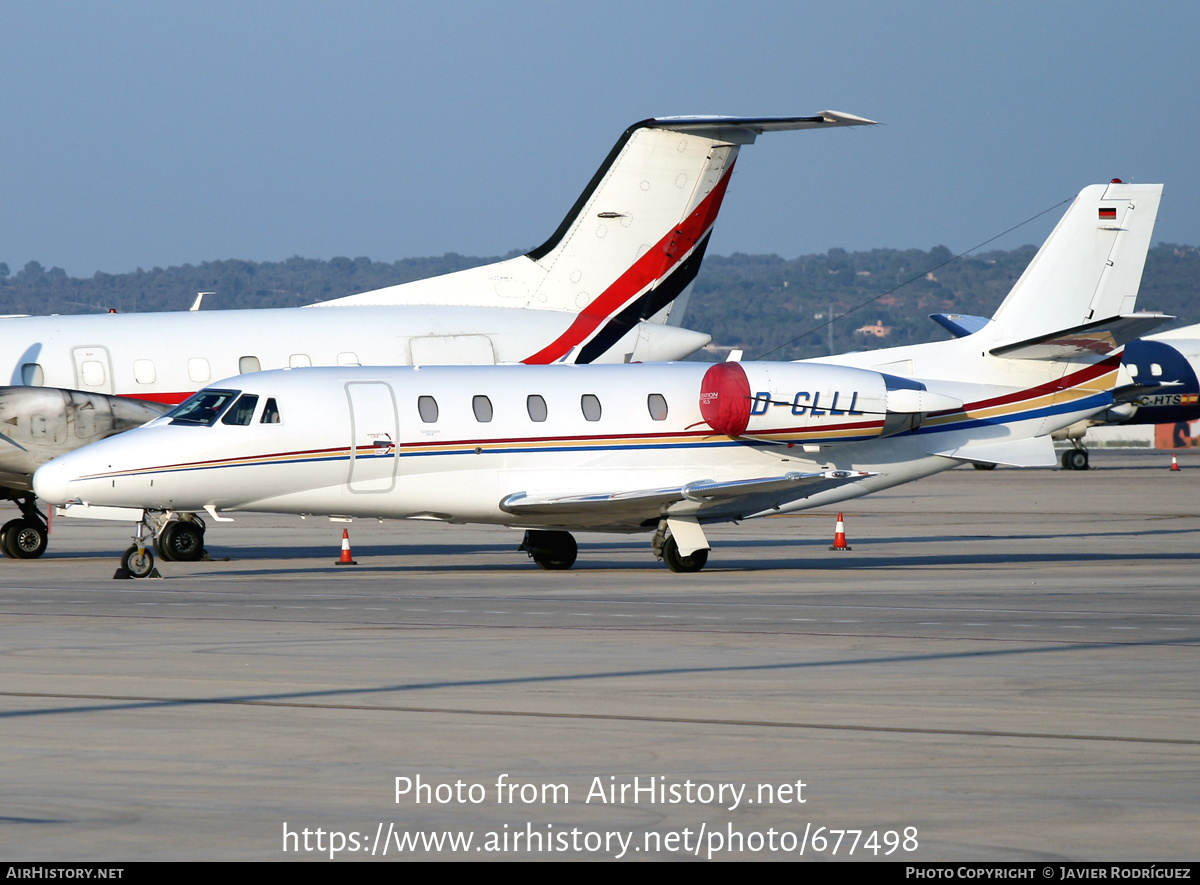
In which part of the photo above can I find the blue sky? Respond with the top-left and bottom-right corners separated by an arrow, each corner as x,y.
2,1 -> 1197,276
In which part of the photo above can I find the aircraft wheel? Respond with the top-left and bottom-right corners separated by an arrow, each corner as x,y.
160,521 -> 205,562
121,546 -> 155,579
1064,449 -> 1089,471
522,530 -> 577,570
0,519 -> 23,559
662,536 -> 708,573
153,535 -> 172,562
3,519 -> 48,559
971,462 -> 997,471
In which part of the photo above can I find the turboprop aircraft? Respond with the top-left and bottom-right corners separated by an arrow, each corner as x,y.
0,111 -> 875,561
925,315 -> 1200,469
33,182 -> 1164,575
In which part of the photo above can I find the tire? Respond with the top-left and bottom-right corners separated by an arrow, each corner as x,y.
5,519 -> 47,559
160,521 -> 204,562
121,546 -> 155,579
0,518 -> 23,559
662,535 -> 708,573
971,462 -> 997,471
523,530 -> 577,570
1066,450 -> 1089,471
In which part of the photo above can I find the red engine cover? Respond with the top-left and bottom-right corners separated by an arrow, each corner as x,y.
699,362 -> 752,437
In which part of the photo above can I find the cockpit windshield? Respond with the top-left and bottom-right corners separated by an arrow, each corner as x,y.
167,389 -> 240,426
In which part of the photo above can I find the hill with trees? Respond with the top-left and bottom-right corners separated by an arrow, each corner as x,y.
1,243 -> 1197,361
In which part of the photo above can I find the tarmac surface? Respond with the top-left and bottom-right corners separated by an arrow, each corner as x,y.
1,449 -> 1197,861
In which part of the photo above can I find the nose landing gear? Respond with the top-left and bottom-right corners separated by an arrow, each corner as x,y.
115,518 -> 160,579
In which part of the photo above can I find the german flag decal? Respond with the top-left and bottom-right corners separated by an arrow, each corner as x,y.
1099,207 -> 1117,219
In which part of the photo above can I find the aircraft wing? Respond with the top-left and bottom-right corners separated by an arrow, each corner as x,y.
499,470 -> 875,522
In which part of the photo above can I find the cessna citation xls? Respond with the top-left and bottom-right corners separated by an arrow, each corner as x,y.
34,182 -> 1164,575
0,111 -> 875,561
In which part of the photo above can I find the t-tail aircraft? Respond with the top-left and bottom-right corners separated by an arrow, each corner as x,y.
926,314 -> 1200,469
33,182 -> 1164,576
0,111 -> 875,561
863,179 -> 1182,471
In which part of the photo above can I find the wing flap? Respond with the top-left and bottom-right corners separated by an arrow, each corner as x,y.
499,470 -> 876,520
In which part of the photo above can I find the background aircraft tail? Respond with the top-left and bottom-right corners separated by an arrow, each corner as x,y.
315,113 -> 875,363
987,181 -> 1163,348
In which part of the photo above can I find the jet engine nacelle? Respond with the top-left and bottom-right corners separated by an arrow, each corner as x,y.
699,361 -> 877,442
699,361 -> 963,443
0,387 -> 169,489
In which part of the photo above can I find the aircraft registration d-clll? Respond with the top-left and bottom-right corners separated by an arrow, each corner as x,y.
33,182 -> 1165,575
0,111 -> 875,561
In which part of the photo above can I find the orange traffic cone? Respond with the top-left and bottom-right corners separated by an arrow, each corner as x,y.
336,528 -> 358,565
1171,453 -> 1181,471
829,513 -> 851,551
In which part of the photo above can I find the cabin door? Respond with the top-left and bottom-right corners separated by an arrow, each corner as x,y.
346,381 -> 398,493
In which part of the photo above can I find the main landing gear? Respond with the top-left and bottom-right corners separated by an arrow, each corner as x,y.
1,495 -> 49,560
519,520 -> 714,572
519,530 -> 578,570
152,516 -> 207,562
1060,442 -> 1090,471
660,535 -> 709,573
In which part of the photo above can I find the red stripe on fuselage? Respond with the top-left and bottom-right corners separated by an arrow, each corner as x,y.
119,391 -> 195,405
927,353 -> 1122,417
521,161 -> 737,365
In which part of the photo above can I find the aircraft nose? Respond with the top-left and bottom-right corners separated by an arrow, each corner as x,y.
33,456 -> 81,505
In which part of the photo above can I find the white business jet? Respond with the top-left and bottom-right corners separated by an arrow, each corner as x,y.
0,111 -> 875,561
34,182 -> 1163,575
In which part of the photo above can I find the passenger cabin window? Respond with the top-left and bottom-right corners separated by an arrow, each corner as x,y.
168,389 -> 239,426
289,354 -> 312,368
527,395 -> 547,422
647,393 -> 668,421
260,397 -> 281,424
472,395 -> 493,422
133,359 -> 156,384
337,352 -> 360,366
222,394 -> 260,426
188,358 -> 211,383
239,356 -> 261,374
581,394 -> 602,422
81,360 -> 106,387
20,363 -> 44,387
418,396 -> 439,423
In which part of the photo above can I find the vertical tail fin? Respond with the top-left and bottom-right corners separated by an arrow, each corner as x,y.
522,114 -> 876,362
989,182 -> 1162,344
315,113 -> 876,363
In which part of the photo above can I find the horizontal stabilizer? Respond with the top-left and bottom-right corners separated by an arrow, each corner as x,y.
649,112 -> 877,142
929,314 -> 990,338
500,470 -> 875,520
990,313 -> 1173,361
934,435 -> 1057,468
